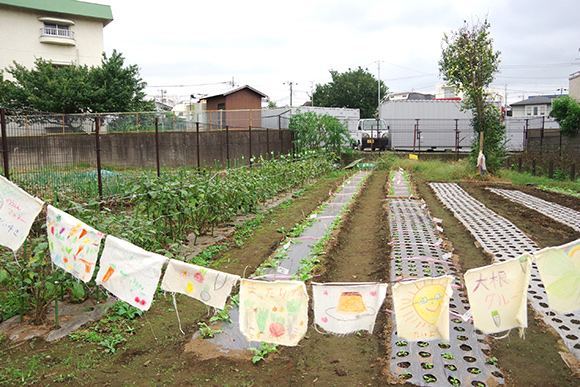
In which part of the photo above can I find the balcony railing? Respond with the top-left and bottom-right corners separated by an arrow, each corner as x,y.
39,27 -> 75,46
40,27 -> 75,39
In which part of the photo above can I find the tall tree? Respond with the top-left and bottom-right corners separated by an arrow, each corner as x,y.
312,67 -> 387,118
0,50 -> 153,114
439,19 -> 505,172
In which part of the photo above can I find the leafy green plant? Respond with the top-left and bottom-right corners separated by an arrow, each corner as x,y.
485,356 -> 498,366
248,342 -> 279,364
110,301 -> 144,320
197,322 -> 223,339
209,306 -> 232,324
99,334 -> 126,354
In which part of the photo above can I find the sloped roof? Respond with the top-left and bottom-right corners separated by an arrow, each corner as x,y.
0,0 -> 113,25
510,96 -> 556,106
205,85 -> 268,100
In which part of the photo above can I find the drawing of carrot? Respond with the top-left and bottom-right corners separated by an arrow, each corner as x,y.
102,264 -> 116,282
79,229 -> 88,239
79,258 -> 93,273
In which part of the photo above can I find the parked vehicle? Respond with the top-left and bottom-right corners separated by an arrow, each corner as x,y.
351,119 -> 389,151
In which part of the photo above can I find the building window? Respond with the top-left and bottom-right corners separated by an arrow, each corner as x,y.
533,106 -> 538,116
39,17 -> 75,45
43,23 -> 72,37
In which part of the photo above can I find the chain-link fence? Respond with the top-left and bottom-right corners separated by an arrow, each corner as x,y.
0,109 -> 293,199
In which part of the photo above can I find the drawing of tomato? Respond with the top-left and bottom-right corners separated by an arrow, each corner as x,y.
269,322 -> 285,338
194,272 -> 204,283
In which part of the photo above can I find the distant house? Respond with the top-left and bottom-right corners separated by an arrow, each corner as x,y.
570,71 -> 580,101
0,0 -> 113,73
510,96 -> 560,117
202,85 -> 268,129
386,92 -> 435,101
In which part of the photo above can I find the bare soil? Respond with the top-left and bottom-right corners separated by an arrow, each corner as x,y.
1,168 -> 580,387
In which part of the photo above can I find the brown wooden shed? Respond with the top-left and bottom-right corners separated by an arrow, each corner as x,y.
203,85 -> 268,129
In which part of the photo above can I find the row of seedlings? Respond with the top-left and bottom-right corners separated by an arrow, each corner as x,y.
430,182 -> 580,360
388,172 -> 503,386
197,170 -> 371,355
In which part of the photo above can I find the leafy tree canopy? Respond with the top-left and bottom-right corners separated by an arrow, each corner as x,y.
312,67 -> 387,118
439,19 -> 500,121
0,50 -> 154,114
550,95 -> 580,137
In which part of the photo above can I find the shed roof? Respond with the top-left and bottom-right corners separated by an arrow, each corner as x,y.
510,96 -> 556,106
0,0 -> 113,25
205,85 -> 268,100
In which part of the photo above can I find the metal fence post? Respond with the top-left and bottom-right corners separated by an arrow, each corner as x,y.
416,119 -> 421,155
266,127 -> 270,156
548,160 -> 554,179
155,117 -> 160,177
0,108 -> 9,180
571,164 -> 576,181
248,125 -> 252,167
524,119 -> 529,151
94,116 -> 103,199
540,116 -> 545,150
455,119 -> 459,161
196,122 -> 200,169
278,116 -> 283,156
226,125 -> 230,167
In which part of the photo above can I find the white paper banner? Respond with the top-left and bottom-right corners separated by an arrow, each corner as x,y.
465,255 -> 532,333
47,205 -> 104,282
95,235 -> 167,311
161,259 -> 240,309
312,282 -> 388,335
0,175 -> 44,251
392,276 -> 454,341
534,239 -> 580,313
239,279 -> 309,346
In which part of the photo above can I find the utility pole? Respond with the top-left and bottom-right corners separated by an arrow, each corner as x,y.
285,81 -> 294,107
377,60 -> 381,110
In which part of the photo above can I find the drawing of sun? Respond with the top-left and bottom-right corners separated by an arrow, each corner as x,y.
396,278 -> 449,328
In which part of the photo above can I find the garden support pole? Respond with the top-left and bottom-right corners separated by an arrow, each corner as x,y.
0,108 -> 9,180
266,128 -> 270,155
572,164 -> 576,181
95,116 -> 103,200
155,118 -> 161,177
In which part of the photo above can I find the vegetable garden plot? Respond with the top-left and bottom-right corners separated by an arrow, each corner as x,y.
487,188 -> 580,232
187,171 -> 370,355
430,182 -> 580,360
388,175 -> 503,386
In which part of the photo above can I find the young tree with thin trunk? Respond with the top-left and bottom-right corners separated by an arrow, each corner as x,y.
439,19 -> 505,172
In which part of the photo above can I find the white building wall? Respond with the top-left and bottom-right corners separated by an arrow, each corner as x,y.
0,6 -> 105,74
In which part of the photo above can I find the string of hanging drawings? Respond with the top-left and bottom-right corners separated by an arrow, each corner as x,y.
2,174 -> 579,346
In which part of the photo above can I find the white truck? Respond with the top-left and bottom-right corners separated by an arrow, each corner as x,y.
350,118 -> 390,151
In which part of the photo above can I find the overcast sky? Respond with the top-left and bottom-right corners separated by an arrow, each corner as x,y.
97,0 -> 580,106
